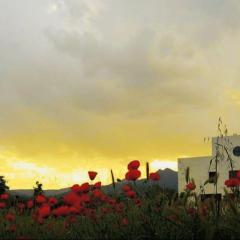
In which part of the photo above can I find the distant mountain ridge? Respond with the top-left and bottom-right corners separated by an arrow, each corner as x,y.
8,168 -> 178,198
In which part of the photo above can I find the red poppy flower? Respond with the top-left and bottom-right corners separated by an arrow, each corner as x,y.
38,205 -> 51,218
63,192 -> 80,206
68,215 -> 77,224
0,202 -> 6,209
122,185 -> 131,192
88,171 -> 98,181
27,200 -> 34,209
126,190 -> 136,198
17,203 -> 25,210
133,198 -> 142,207
187,207 -> 196,217
101,207 -> 111,215
93,181 -> 101,189
121,217 -> 129,226
225,178 -> 240,188
186,182 -> 196,191
108,198 -> 116,205
71,184 -> 82,193
52,206 -> 70,217
80,182 -> 90,193
80,194 -> 90,203
5,212 -> 15,222
48,197 -> 58,206
127,160 -> 140,170
149,172 -> 160,181
92,189 -> 103,198
100,195 -> 108,202
69,206 -> 79,215
36,195 -> 47,204
114,202 -> 125,213
125,169 -> 141,181
0,193 -> 9,200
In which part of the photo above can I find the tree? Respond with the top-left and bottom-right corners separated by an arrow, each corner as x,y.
0,175 -> 9,195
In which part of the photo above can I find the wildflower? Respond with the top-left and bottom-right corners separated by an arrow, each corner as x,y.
48,197 -> 58,206
36,195 -> 47,204
187,207 -> 196,217
224,178 -> 240,188
71,184 -> 81,193
121,217 -> 129,226
17,203 -> 25,212
92,189 -> 103,198
80,194 -> 90,204
127,160 -> 140,170
100,195 -> 108,202
5,212 -> 15,222
69,206 -> 79,215
149,172 -> 160,181
108,198 -> 116,205
27,200 -> 34,209
88,171 -> 98,181
63,192 -> 80,206
122,185 -> 131,192
52,206 -> 69,217
186,182 -> 196,191
101,207 -> 111,215
0,202 -> 6,209
126,190 -> 136,198
38,205 -> 51,218
93,181 -> 101,189
68,215 -> 77,224
133,198 -> 142,207
0,193 -> 9,200
125,169 -> 141,181
114,202 -> 125,213
80,182 -> 90,193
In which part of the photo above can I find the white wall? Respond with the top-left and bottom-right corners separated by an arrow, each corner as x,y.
178,135 -> 240,195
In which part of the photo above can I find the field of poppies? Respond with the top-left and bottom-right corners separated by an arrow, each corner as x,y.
0,160 -> 240,240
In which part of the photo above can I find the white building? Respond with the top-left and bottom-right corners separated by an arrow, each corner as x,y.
178,135 -> 240,196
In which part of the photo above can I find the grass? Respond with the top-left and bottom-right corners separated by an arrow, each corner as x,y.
0,183 -> 239,240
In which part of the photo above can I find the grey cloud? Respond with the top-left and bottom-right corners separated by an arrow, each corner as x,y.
45,25 -> 218,117
0,0 -> 240,149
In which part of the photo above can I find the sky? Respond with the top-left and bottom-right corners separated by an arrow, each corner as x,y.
1,0 -> 240,189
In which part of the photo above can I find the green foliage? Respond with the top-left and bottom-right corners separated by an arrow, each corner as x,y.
0,185 -> 239,240
0,175 -> 9,195
33,181 -> 44,197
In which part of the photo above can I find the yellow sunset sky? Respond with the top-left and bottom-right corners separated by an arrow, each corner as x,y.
1,0 -> 240,189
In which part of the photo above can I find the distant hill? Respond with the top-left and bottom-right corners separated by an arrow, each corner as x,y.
157,168 -> 178,190
8,168 -> 178,198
